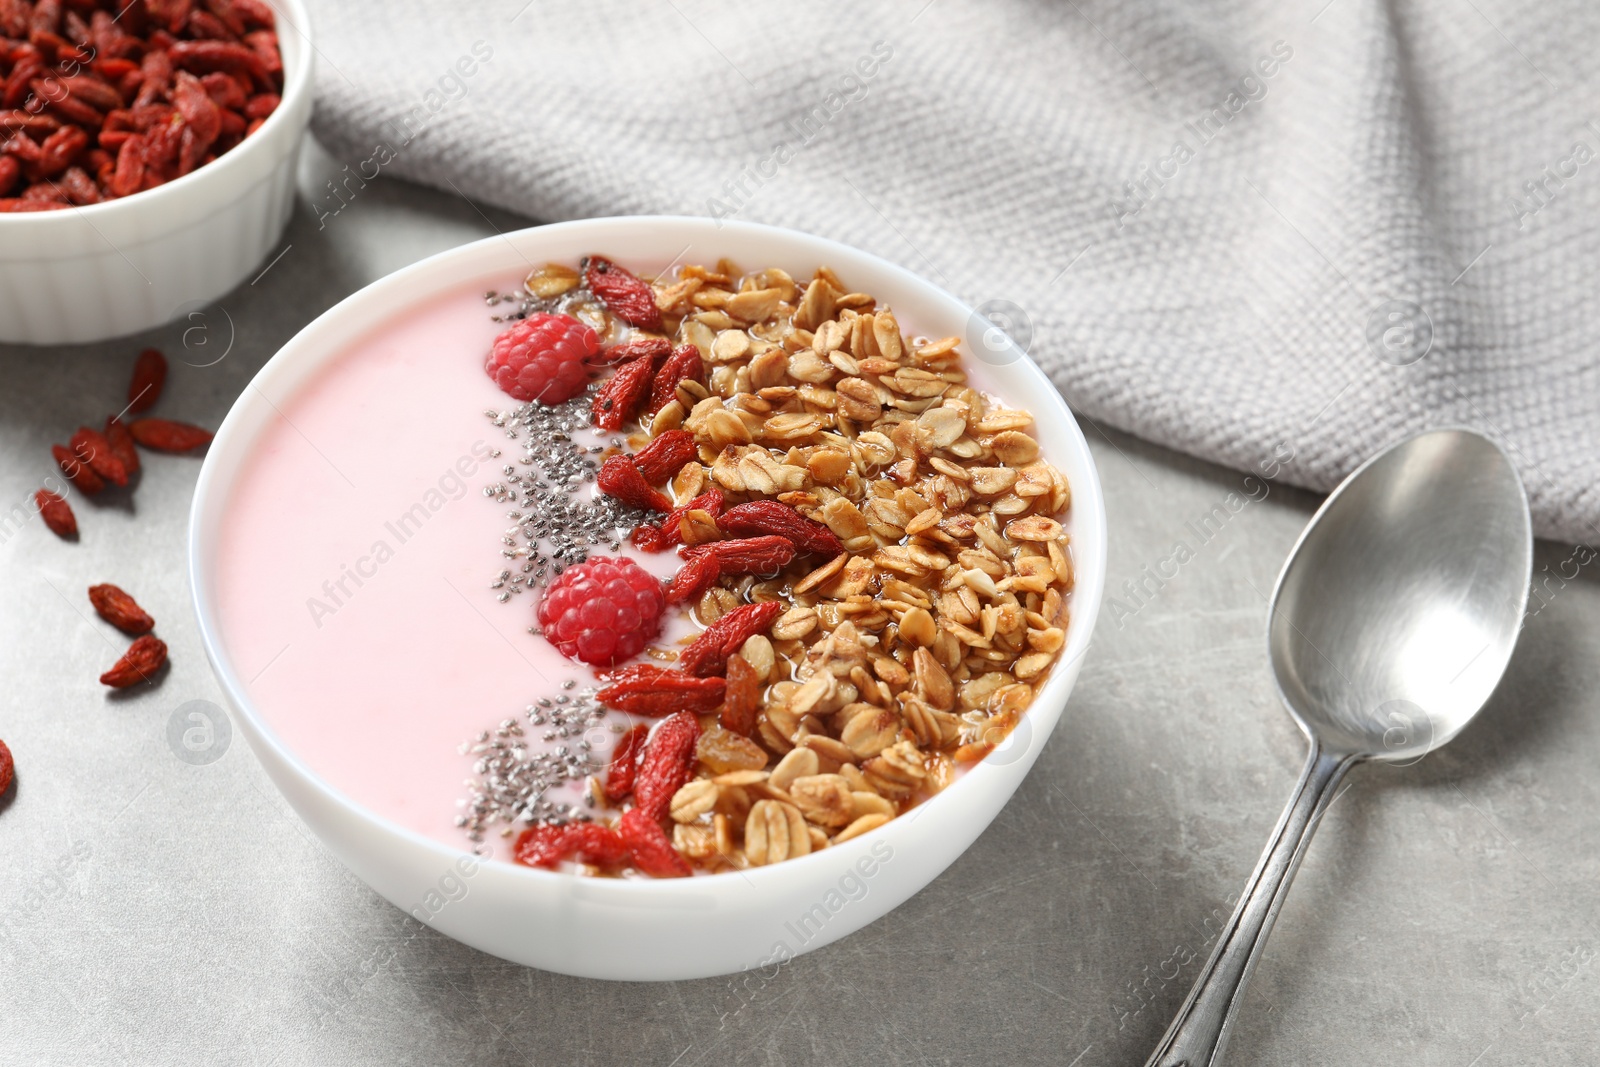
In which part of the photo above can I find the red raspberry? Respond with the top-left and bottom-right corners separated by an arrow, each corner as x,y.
485,312 -> 602,405
537,556 -> 665,667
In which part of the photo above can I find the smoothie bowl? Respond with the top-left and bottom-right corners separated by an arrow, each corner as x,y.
189,217 -> 1106,980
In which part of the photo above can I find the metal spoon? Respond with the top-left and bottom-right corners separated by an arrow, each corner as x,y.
1145,428 -> 1532,1067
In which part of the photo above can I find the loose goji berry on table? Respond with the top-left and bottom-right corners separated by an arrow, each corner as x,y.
631,428 -> 697,485
631,710 -> 701,821
103,416 -> 140,476
128,417 -> 213,452
52,443 -> 104,494
663,550 -> 720,607
618,807 -> 691,878
127,348 -> 168,414
88,583 -> 154,635
596,454 -> 671,512
99,633 -> 167,688
596,664 -> 725,717
718,500 -> 845,556
590,354 -> 653,432
584,256 -> 662,331
35,489 -> 76,539
603,723 -> 649,803
646,343 -> 705,415
681,535 -> 796,577
513,822 -> 629,869
0,737 -> 11,796
71,426 -> 128,487
678,601 -> 785,677
719,653 -> 761,737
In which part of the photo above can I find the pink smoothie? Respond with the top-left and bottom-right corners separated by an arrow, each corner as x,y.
216,278 -> 1053,866
215,281 -> 671,859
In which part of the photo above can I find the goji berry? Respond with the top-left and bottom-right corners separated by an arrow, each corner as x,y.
128,417 -> 213,452
35,489 -> 76,539
719,653 -> 761,736
718,500 -> 844,556
0,737 -> 12,796
513,822 -> 629,869
103,416 -> 140,477
36,124 -> 87,177
584,255 -> 662,331
678,601 -> 785,677
632,428 -> 697,485
52,443 -> 104,494
0,197 -> 67,212
598,336 -> 670,368
604,723 -> 649,803
71,426 -> 128,487
630,488 -> 723,553
596,454 -> 671,512
631,710 -> 700,821
590,354 -> 653,432
596,664 -> 725,717
618,807 -> 691,878
99,633 -> 167,688
681,535 -> 796,577
126,347 -> 168,414
88,583 -> 154,635
663,551 -> 720,607
647,343 -> 705,415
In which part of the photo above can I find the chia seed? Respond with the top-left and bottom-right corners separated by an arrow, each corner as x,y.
455,688 -> 608,845
480,388 -> 653,593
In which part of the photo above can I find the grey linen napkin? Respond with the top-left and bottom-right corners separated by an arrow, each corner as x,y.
303,0 -> 1599,545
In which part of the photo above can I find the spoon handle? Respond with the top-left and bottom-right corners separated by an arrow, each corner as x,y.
1144,744 -> 1359,1067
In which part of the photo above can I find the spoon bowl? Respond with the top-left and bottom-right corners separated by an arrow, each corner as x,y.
1270,428 -> 1534,762
1148,428 -> 1532,1067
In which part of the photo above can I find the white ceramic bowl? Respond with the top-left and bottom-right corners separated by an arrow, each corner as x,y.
0,0 -> 313,345
188,217 -> 1107,980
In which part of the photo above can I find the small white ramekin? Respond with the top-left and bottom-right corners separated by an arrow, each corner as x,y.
0,0 -> 313,346
188,217 -> 1108,980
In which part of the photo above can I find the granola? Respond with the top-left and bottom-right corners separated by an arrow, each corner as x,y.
489,255 -> 1073,875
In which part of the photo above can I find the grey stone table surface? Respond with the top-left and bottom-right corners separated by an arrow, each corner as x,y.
2,139 -> 1597,1067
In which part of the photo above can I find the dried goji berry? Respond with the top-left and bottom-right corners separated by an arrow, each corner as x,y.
35,488 -> 76,538
36,123 -> 87,177
646,343 -> 705,415
59,164 -> 100,204
0,196 -> 67,211
99,633 -> 167,688
584,255 -> 662,331
678,601 -> 785,677
718,500 -> 844,556
590,354 -> 653,432
631,710 -> 700,821
242,91 -> 277,120
127,347 -> 167,413
663,551 -> 720,607
631,488 -> 723,553
719,653 -> 761,736
168,40 -> 268,86
103,415 -> 140,476
596,454 -> 671,512
632,428 -> 697,485
618,807 -> 691,878
88,583 -> 154,635
52,443 -> 104,493
597,335 -> 669,368
603,723 -> 649,803
513,822 -> 629,869
128,417 -> 213,452
597,664 -> 725,717
681,535 -> 796,577
71,426 -> 128,487
0,154 -> 19,195
0,737 -> 12,796
110,133 -> 144,197
171,70 -> 220,150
